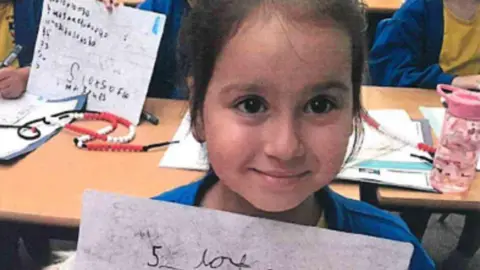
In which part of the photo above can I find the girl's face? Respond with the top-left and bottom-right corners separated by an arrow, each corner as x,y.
199,13 -> 354,212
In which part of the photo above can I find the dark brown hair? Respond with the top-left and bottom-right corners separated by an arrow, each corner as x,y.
178,0 -> 366,162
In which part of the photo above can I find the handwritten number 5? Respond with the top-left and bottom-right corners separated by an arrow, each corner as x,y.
148,245 -> 162,267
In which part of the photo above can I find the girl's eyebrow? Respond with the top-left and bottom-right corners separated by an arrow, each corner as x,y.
219,80 -> 350,97
219,81 -> 267,96
306,81 -> 351,94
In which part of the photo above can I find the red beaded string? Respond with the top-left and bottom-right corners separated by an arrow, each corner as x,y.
2,109 -> 178,152
82,112 -> 118,130
45,110 -> 178,152
64,123 -> 109,141
83,143 -> 144,152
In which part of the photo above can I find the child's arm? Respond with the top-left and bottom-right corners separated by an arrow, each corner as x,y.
368,1 -> 453,89
451,75 -> 480,90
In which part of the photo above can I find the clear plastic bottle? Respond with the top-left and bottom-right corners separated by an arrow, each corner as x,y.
430,85 -> 480,193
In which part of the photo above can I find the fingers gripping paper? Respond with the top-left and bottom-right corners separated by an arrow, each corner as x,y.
27,0 -> 165,124
75,191 -> 414,270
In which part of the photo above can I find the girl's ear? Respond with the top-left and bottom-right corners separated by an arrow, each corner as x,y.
187,76 -> 206,143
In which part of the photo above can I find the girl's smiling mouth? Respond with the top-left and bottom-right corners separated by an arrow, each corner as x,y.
251,169 -> 311,189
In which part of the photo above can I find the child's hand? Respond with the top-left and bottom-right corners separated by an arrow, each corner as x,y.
98,0 -> 122,12
451,75 -> 480,90
0,67 -> 29,99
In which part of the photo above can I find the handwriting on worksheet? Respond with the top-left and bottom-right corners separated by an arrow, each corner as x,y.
0,94 -> 43,125
27,0 -> 165,124
74,191 -> 414,270
145,245 -> 261,270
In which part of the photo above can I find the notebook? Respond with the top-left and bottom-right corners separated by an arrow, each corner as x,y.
337,115 -> 437,193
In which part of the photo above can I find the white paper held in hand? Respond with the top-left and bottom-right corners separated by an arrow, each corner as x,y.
27,0 -> 164,124
75,190 -> 414,270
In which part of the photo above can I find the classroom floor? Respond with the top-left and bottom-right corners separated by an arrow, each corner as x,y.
423,214 -> 480,270
16,214 -> 480,270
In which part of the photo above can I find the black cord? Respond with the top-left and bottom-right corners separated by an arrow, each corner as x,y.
143,141 -> 180,151
0,109 -> 101,141
410,153 -> 434,164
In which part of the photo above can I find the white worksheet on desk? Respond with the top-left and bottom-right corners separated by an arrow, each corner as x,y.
0,94 -> 46,125
159,112 -> 209,171
74,190 -> 414,270
344,109 -> 428,168
0,95 -> 84,160
27,0 -> 165,124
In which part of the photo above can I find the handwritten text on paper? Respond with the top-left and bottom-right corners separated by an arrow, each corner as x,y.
74,191 -> 414,270
27,0 -> 164,124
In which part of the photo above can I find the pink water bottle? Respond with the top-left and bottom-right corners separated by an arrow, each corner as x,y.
431,84 -> 480,193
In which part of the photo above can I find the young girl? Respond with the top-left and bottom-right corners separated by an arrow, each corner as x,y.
154,0 -> 433,269
369,0 -> 480,90
50,0 -> 434,269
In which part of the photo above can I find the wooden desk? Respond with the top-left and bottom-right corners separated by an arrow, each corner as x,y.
0,99 -> 358,227
365,0 -> 403,12
362,86 -> 480,211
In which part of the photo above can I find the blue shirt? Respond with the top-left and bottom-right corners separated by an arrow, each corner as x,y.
13,0 -> 43,67
152,173 -> 435,270
138,0 -> 190,99
369,0 -> 454,89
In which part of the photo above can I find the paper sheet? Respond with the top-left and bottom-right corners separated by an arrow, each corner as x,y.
27,0 -> 164,124
0,95 -> 84,160
159,112 -> 209,170
338,167 -> 435,192
345,110 -> 430,170
0,94 -> 46,125
420,107 -> 480,170
75,190 -> 414,270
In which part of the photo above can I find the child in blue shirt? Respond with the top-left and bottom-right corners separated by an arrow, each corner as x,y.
48,0 -> 435,268
148,0 -> 434,269
369,0 -> 480,90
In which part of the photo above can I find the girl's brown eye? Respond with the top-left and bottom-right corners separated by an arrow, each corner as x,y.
304,96 -> 337,114
236,97 -> 267,114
